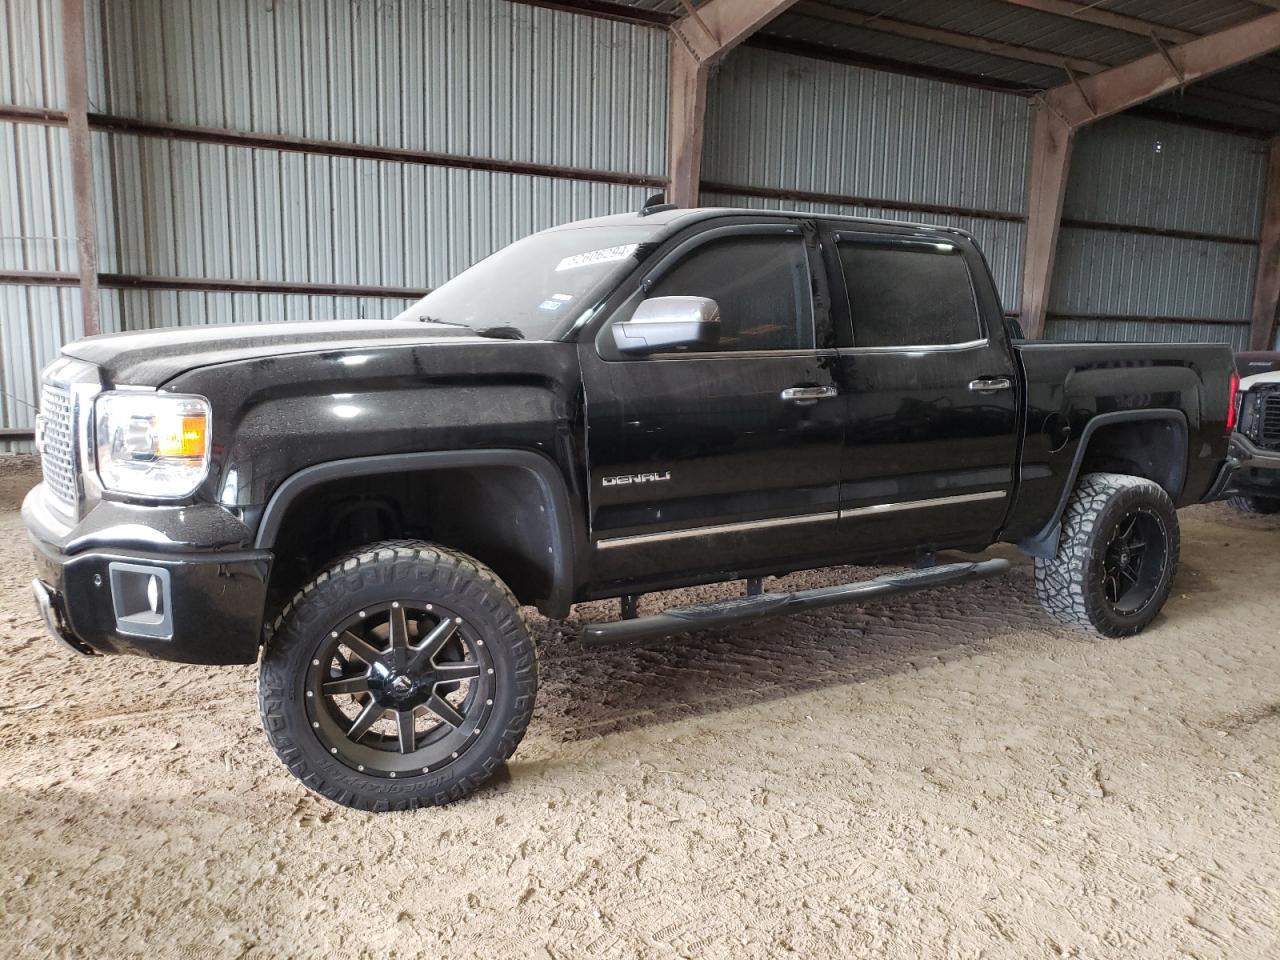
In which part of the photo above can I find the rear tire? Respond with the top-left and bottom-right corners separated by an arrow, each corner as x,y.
1034,473 -> 1179,638
1227,494 -> 1280,515
258,541 -> 537,811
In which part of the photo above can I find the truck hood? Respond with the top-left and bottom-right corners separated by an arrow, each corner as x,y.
1241,369 -> 1280,391
62,319 -> 495,386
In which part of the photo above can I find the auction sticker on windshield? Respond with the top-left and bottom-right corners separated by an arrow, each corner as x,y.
555,244 -> 639,272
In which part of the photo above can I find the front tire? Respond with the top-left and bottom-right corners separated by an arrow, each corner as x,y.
258,541 -> 537,811
1227,494 -> 1280,515
1034,473 -> 1179,638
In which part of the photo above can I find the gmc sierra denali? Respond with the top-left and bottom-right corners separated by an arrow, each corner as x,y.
24,203 -> 1238,810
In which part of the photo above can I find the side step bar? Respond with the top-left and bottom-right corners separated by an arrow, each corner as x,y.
582,558 -> 1010,647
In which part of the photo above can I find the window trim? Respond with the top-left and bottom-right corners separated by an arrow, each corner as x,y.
833,230 -> 986,352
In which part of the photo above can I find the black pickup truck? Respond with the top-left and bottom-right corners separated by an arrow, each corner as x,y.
24,204 -> 1237,810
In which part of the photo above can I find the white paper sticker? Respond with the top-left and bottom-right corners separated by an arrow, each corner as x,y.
554,244 -> 639,272
538,299 -> 564,311
552,293 -> 574,301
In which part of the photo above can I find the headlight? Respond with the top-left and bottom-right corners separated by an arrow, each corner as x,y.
95,391 -> 211,498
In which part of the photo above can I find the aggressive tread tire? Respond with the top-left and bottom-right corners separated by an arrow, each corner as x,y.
257,541 -> 537,811
1227,494 -> 1280,515
1034,473 -> 1179,638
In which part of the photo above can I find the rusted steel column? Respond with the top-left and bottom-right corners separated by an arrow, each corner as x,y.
60,0 -> 100,337
666,41 -> 709,209
1043,11 -> 1280,127
665,0 -> 803,207
1250,138 -> 1280,352
1018,106 -> 1073,340
1017,9 -> 1280,339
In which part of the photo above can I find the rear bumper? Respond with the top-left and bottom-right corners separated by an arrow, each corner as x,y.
23,487 -> 271,664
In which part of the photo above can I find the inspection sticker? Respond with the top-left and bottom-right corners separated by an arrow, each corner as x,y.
554,244 -> 639,272
538,299 -> 564,311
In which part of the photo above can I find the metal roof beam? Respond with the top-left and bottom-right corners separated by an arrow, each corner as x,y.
793,1 -> 1109,74
667,0 -> 804,206
988,0 -> 1196,44
1022,11 -> 1280,338
1042,10 -> 1280,127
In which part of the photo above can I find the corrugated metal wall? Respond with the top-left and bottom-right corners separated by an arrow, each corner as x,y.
2,1 -> 1276,456
88,0 -> 667,175
86,0 -> 668,308
1047,114 -> 1267,348
91,134 -> 650,327
0,0 -> 668,450
702,46 -> 1031,309
1,0 -> 75,450
0,0 -> 65,110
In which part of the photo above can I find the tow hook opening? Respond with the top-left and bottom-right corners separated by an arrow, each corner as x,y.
108,563 -> 174,639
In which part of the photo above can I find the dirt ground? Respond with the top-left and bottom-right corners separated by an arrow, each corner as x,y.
0,455 -> 1277,960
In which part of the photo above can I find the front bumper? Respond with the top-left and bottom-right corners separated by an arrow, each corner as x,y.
23,486 -> 272,664
1219,433 -> 1280,500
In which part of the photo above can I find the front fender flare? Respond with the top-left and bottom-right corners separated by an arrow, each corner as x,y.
253,449 -> 579,617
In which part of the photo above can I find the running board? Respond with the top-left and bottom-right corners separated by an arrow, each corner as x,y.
581,559 -> 1010,648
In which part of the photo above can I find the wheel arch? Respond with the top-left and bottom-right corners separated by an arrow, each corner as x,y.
1018,409 -> 1188,559
254,449 -> 579,617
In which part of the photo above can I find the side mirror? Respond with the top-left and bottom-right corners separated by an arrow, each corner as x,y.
612,296 -> 720,356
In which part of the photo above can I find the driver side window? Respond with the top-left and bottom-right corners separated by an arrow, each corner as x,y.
647,235 -> 815,352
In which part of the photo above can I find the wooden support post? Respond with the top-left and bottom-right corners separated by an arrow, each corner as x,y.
667,42 -> 709,209
59,0 -> 100,337
1015,9 -> 1280,339
1019,106 -> 1073,340
1250,138 -> 1280,352
1042,11 -> 1280,127
664,0 -> 804,207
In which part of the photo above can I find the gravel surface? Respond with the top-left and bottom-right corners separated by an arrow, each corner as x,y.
1,456 -> 1278,959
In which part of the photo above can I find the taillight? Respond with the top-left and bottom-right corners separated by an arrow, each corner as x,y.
1227,372 -> 1240,432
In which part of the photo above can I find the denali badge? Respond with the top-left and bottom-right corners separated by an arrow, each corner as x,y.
602,471 -> 671,487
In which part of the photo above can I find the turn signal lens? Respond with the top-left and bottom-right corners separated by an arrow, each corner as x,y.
156,414 -> 208,458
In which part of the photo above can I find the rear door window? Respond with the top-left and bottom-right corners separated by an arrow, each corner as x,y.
837,240 -> 981,348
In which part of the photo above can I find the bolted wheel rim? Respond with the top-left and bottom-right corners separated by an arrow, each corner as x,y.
304,600 -> 495,778
1100,507 -> 1169,617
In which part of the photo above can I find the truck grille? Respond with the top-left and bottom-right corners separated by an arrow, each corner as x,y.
39,383 -> 78,506
1259,393 -> 1280,450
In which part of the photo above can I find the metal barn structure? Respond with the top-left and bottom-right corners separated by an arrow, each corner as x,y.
3,0 -> 1280,450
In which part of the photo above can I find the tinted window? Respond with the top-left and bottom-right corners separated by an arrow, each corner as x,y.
838,241 -> 980,348
648,235 -> 814,352
394,224 -> 660,340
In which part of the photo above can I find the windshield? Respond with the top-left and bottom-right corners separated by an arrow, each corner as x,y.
393,224 -> 661,340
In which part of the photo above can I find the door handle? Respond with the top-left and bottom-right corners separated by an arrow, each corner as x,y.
781,385 -> 838,403
968,377 -> 1013,394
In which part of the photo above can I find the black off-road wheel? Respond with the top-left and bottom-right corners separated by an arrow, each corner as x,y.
1227,494 -> 1280,515
258,541 -> 537,811
1034,473 -> 1179,638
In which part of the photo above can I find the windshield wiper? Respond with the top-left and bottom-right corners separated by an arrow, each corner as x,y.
476,326 -> 524,341
415,316 -> 524,341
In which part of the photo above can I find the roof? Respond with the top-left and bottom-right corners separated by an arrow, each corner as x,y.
606,0 -> 1280,135
556,205 -> 977,239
